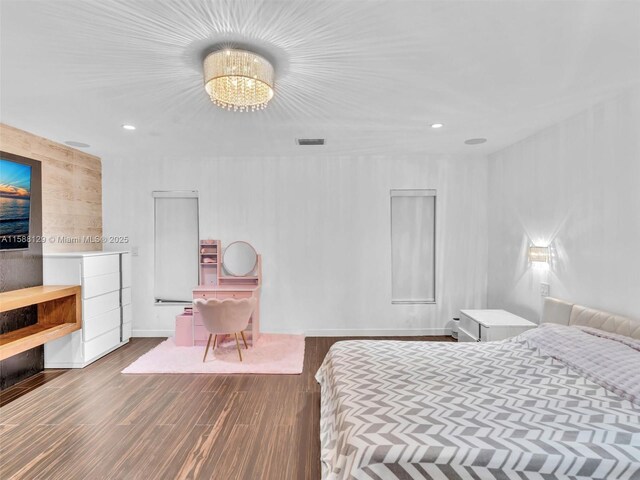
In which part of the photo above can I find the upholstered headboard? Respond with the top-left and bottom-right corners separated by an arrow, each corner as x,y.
542,297 -> 640,340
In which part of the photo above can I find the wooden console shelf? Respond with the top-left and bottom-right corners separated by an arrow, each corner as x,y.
0,285 -> 82,361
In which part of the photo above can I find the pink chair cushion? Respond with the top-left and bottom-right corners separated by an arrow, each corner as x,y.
193,297 -> 257,335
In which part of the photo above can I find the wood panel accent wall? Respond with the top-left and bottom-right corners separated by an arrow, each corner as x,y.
0,123 -> 102,252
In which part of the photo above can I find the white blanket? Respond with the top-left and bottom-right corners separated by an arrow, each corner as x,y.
316,324 -> 640,479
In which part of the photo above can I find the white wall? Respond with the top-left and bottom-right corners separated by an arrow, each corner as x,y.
488,87 -> 640,321
103,154 -> 488,336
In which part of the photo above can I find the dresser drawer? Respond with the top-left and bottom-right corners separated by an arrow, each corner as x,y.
121,253 -> 132,288
122,304 -> 132,324
122,321 -> 132,342
84,328 -> 120,362
121,287 -> 132,306
458,327 -> 479,342
84,291 -> 120,320
217,291 -> 252,299
84,307 -> 121,342
193,290 -> 253,300
460,313 -> 480,340
83,255 -> 120,278
194,325 -> 209,346
193,291 -> 216,300
480,324 -> 536,342
83,272 -> 120,299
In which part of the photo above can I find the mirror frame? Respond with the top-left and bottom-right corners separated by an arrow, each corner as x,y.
222,241 -> 258,277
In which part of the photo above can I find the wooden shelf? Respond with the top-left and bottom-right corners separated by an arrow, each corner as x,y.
0,285 -> 81,312
0,285 -> 82,361
0,323 -> 79,347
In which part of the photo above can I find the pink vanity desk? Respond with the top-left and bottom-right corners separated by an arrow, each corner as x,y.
175,240 -> 261,347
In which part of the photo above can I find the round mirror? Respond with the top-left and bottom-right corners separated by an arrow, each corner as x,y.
222,241 -> 258,277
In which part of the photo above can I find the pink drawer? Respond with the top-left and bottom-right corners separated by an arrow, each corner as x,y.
175,314 -> 194,347
194,325 -> 209,346
216,291 -> 252,300
193,291 -> 216,300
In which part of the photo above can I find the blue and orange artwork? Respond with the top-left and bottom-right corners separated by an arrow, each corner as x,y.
0,158 -> 32,248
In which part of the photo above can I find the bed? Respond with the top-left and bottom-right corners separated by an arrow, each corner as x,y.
316,298 -> 640,479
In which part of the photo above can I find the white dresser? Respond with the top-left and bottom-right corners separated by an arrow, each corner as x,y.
43,251 -> 131,368
459,309 -> 536,342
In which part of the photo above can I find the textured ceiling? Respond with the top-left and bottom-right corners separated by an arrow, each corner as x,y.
1,0 -> 639,159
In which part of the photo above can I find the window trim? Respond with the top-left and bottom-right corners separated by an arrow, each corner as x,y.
153,190 -> 199,305
390,189 -> 436,305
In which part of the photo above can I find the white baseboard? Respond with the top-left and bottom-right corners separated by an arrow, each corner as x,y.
304,328 -> 451,337
132,329 -> 173,338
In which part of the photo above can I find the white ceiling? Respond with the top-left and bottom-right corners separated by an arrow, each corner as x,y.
1,0 -> 639,159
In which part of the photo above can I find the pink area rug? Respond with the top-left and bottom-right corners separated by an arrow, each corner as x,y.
121,334 -> 305,374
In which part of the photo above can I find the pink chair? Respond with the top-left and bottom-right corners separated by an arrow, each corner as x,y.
194,297 -> 257,362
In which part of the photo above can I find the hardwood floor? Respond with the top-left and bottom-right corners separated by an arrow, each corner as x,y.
0,335 -> 454,480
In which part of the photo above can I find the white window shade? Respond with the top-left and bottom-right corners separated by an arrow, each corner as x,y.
390,189 -> 436,304
153,191 -> 199,303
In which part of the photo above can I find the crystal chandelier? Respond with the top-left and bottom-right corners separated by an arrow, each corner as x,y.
203,49 -> 275,112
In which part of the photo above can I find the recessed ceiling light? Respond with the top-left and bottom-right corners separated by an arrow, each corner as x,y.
64,141 -> 90,148
464,138 -> 487,145
430,123 -> 444,129
122,124 -> 136,130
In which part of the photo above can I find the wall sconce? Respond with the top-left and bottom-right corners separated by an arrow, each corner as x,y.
528,246 -> 550,264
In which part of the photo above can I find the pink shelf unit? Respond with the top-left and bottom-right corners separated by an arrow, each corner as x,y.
199,239 -> 220,286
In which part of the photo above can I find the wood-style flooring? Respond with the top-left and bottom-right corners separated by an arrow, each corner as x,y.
0,335 -> 454,480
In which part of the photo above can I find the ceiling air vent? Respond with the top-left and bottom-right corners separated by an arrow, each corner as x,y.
296,138 -> 325,146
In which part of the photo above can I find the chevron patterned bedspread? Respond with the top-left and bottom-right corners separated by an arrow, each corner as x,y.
315,324 -> 640,480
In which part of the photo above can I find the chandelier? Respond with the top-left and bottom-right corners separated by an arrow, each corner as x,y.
203,49 -> 275,112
